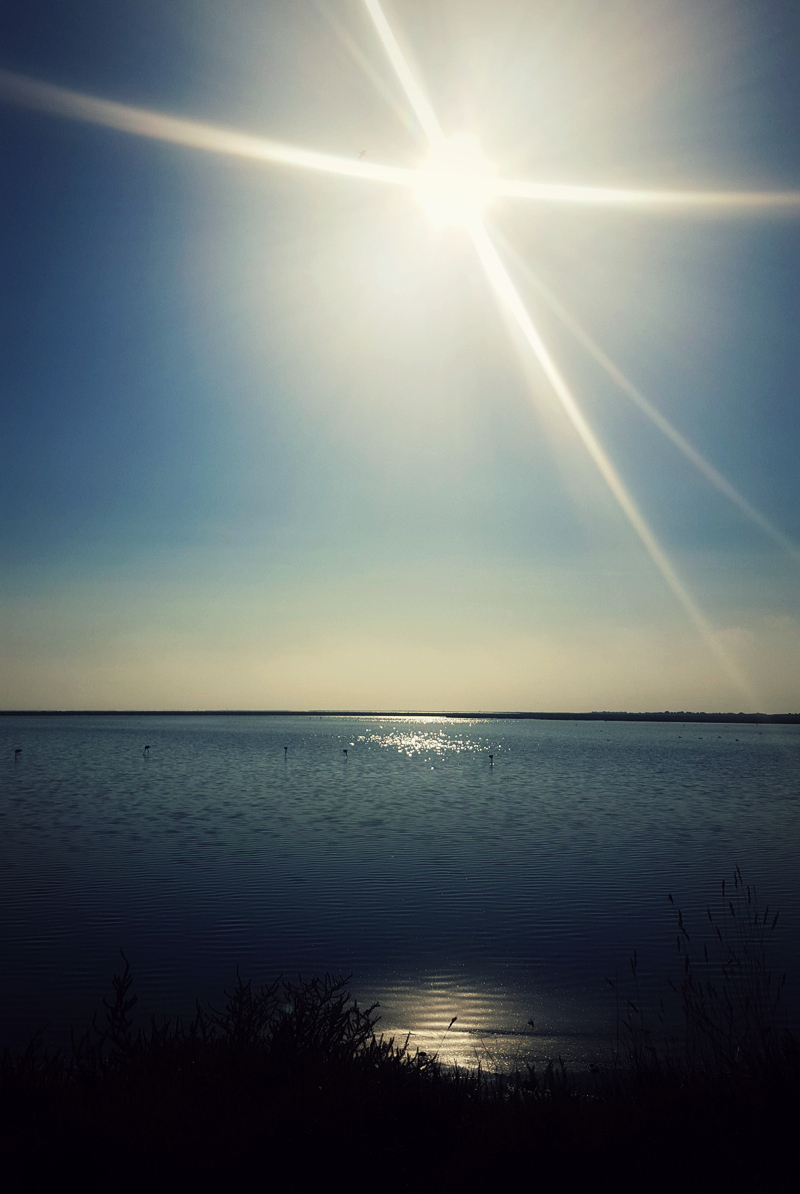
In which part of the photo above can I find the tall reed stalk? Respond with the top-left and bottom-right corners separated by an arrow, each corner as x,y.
668,865 -> 789,1078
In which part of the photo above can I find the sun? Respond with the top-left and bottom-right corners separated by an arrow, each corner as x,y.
413,133 -> 497,229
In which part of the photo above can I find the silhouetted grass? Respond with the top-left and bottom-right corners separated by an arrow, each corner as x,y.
2,871 -> 798,1192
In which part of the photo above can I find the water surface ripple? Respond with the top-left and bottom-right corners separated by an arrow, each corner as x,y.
1,714 -> 798,1068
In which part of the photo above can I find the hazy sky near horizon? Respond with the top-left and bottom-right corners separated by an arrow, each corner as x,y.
2,0 -> 800,713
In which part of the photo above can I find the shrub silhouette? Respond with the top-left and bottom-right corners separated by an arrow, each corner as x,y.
1,872 -> 798,1192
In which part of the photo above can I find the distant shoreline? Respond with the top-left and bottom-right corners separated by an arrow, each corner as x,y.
2,709 -> 798,723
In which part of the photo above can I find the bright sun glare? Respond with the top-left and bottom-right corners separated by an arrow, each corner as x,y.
3,0 -> 800,702
414,133 -> 497,228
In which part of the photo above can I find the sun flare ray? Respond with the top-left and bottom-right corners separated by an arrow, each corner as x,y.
495,178 -> 800,211
362,0 -> 443,147
4,65 -> 800,217
469,222 -> 752,699
0,68 -> 416,190
490,234 -> 800,563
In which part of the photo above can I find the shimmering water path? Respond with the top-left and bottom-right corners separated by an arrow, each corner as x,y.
2,714 -> 798,1068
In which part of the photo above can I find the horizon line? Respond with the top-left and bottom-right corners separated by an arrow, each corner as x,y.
2,709 -> 798,722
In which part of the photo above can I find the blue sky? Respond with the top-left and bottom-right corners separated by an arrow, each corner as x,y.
2,0 -> 799,711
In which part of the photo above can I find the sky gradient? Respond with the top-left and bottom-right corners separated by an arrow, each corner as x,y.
2,0 -> 800,712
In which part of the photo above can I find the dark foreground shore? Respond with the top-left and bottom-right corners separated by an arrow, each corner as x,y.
2,968 -> 798,1193
3,873 -> 798,1193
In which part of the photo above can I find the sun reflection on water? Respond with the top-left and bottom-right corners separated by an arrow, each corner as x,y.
357,725 -> 495,759
363,975 -> 604,1074
358,725 -> 484,754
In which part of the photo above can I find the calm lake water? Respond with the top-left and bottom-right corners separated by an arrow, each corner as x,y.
1,713 -> 798,1069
